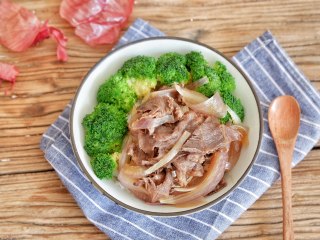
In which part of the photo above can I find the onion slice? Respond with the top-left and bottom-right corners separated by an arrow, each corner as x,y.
226,141 -> 242,171
173,186 -> 196,192
175,85 -> 227,118
121,164 -> 146,178
186,76 -> 209,90
160,151 -> 227,204
185,92 -> 227,118
119,135 -> 132,169
231,124 -> 248,135
118,170 -> 150,201
127,102 -> 139,126
149,88 -> 177,98
226,105 -> 241,124
174,84 -> 207,104
144,131 -> 191,176
230,124 -> 249,147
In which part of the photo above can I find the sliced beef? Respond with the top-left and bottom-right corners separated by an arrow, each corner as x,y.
167,96 -> 184,120
121,86 -> 245,204
153,125 -> 175,140
136,128 -> 173,158
131,114 -> 175,134
172,153 -> 204,187
143,170 -> 174,203
186,153 -> 206,164
223,124 -> 243,142
137,96 -> 174,118
185,113 -> 206,134
182,117 -> 229,154
137,131 -> 156,155
151,111 -> 204,157
128,142 -> 151,166
154,111 -> 203,143
131,95 -> 184,134
137,96 -> 167,117
134,172 -> 165,187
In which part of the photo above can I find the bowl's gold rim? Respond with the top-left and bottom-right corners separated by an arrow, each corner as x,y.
70,36 -> 264,216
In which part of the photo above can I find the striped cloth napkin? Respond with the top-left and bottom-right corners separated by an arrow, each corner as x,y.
40,18 -> 320,240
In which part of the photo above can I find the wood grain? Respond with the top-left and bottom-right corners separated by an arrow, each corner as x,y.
0,0 -> 319,239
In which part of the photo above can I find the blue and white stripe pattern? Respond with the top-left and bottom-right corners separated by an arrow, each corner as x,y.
40,18 -> 320,240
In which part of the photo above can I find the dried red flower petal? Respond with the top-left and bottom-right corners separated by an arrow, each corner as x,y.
0,0 -> 68,61
60,0 -> 134,46
0,62 -> 19,95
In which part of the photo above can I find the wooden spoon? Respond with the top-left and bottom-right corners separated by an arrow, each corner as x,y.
268,96 -> 301,240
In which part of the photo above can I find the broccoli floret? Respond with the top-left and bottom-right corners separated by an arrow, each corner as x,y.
91,153 -> 118,179
196,66 -> 221,97
156,52 -> 190,85
121,55 -> 156,79
213,61 -> 236,93
220,91 -> 245,124
121,56 -> 157,97
186,51 -> 207,81
185,52 -> 221,97
82,103 -> 128,156
97,73 -> 137,112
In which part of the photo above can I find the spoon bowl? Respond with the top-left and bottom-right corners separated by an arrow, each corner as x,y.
268,96 -> 300,141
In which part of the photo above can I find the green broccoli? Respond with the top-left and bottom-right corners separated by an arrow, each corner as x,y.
156,52 -> 190,85
185,51 -> 221,97
82,103 -> 128,156
91,153 -> 118,179
196,66 -> 221,97
121,55 -> 157,97
186,51 -> 207,81
213,61 -> 236,93
220,91 -> 245,124
97,73 -> 137,112
121,55 -> 156,80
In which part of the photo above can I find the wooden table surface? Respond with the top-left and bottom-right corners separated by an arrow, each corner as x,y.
1,0 -> 319,239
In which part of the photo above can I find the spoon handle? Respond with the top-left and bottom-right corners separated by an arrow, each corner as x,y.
277,145 -> 295,240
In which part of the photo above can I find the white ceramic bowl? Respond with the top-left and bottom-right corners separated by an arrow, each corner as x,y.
70,37 -> 263,216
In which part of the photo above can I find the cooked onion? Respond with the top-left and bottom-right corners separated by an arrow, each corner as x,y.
127,102 -> 139,126
119,135 -> 132,169
173,186 -> 196,192
118,170 -> 150,201
226,141 -> 242,171
186,76 -> 209,90
230,124 -> 249,147
227,105 -> 241,124
141,93 -> 151,103
231,124 -> 248,134
144,131 -> 191,176
185,92 -> 227,118
180,105 -> 189,114
149,88 -> 177,98
121,164 -> 146,178
159,151 -> 227,204
175,85 -> 227,117
174,84 -> 207,104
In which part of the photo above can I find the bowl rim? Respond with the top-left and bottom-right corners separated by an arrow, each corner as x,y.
70,36 -> 264,216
